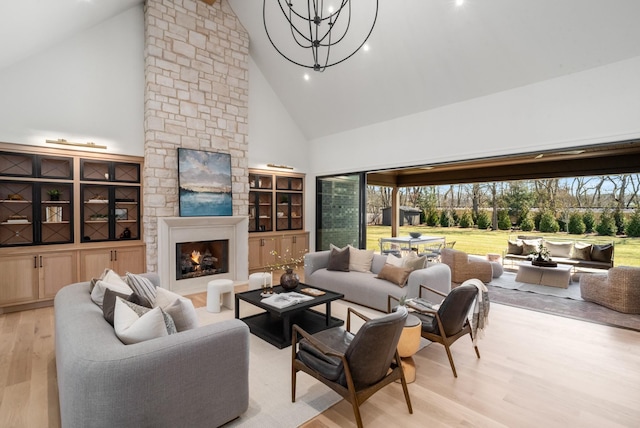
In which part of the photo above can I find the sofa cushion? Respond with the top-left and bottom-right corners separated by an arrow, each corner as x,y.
522,239 -> 542,255
507,240 -> 523,255
102,288 -> 152,326
327,247 -> 350,271
386,253 -> 404,267
154,287 -> 199,332
573,242 -> 592,260
385,252 -> 426,271
376,263 -> 412,287
591,244 -> 613,263
544,240 -> 573,258
125,272 -> 158,306
114,298 -> 175,344
348,246 -> 374,272
90,272 -> 132,308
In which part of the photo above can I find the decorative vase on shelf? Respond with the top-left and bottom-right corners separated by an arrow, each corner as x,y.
280,268 -> 299,291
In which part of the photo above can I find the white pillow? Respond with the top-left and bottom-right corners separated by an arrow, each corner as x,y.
113,298 -> 169,345
386,253 -> 404,267
348,246 -> 374,273
125,272 -> 157,306
154,287 -> 199,332
90,276 -> 132,308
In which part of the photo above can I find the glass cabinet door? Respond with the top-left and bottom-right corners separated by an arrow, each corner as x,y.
39,182 -> 73,244
0,181 -> 34,246
276,192 -> 303,231
81,184 -> 139,242
249,191 -> 273,232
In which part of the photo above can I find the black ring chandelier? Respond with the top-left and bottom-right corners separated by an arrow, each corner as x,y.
263,0 -> 379,72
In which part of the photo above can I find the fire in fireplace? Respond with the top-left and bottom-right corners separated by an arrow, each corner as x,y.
176,239 -> 229,280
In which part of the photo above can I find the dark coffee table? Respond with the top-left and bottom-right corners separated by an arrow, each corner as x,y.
235,284 -> 344,349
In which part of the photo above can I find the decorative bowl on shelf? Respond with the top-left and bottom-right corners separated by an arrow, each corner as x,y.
409,232 -> 422,238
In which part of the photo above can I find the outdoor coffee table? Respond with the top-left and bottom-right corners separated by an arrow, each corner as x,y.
516,261 -> 573,288
235,284 -> 344,348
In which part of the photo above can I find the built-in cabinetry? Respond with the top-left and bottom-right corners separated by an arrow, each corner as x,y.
248,169 -> 308,273
0,143 -> 145,313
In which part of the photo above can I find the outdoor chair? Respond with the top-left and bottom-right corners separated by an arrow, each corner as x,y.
440,248 -> 493,283
580,266 -> 640,314
291,306 -> 412,428
414,283 -> 480,377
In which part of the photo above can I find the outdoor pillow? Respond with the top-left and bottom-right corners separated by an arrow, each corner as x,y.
376,263 -> 412,287
591,244 -> 613,263
573,243 -> 592,260
544,241 -> 573,258
507,240 -> 523,255
327,246 -> 350,271
522,239 -> 542,255
348,246 -> 375,272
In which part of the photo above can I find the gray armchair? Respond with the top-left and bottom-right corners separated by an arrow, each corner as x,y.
291,306 -> 412,428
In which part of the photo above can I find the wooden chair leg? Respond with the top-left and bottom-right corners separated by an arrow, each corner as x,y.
291,368 -> 297,403
443,343 -> 458,378
350,392 -> 364,428
474,345 -> 481,359
400,372 -> 413,414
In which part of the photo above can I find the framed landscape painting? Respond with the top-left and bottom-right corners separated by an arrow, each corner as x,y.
178,148 -> 233,216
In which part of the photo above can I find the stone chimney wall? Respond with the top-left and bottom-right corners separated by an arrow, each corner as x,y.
143,0 -> 249,272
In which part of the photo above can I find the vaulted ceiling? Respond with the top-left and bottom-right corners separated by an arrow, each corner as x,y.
2,0 -> 640,143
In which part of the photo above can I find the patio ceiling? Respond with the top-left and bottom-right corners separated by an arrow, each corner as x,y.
367,140 -> 640,187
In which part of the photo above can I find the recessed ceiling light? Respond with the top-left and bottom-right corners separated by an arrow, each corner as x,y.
455,0 -> 465,6
363,44 -> 370,52
303,74 -> 310,81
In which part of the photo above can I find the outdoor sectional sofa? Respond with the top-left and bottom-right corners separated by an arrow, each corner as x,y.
503,235 -> 614,270
54,273 -> 249,428
304,250 -> 452,312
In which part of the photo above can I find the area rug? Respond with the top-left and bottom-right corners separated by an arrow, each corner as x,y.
488,271 -> 582,300
197,300 -> 428,427
486,272 -> 640,332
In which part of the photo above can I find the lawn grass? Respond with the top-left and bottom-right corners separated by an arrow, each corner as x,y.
366,225 -> 640,267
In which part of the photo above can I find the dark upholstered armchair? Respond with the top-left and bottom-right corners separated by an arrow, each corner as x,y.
291,306 -> 412,428
414,284 -> 480,377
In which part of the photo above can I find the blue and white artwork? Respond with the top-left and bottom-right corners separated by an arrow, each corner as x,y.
178,148 -> 233,216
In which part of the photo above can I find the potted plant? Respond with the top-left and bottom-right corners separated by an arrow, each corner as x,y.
47,189 -> 62,201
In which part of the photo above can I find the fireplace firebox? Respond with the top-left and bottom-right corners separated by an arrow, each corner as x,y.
176,239 -> 229,280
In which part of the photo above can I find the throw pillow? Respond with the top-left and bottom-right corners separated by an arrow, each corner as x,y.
113,298 -> 175,345
154,287 -> 199,332
90,275 -> 132,308
591,244 -> 614,263
544,241 -> 573,258
102,288 -> 152,327
522,239 -> 542,256
403,254 -> 427,271
89,268 -> 127,294
327,246 -> 350,271
573,242 -> 592,261
348,246 -> 374,273
507,240 -> 523,255
125,272 -> 157,306
385,253 -> 404,267
376,263 -> 412,287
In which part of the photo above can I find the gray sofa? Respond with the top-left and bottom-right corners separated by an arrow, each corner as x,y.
54,273 -> 249,428
304,251 -> 451,312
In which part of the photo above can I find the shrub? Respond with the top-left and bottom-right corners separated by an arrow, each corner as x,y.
613,209 -> 626,235
458,210 -> 474,228
476,211 -> 491,229
533,211 -> 542,231
595,209 -> 616,236
567,212 -> 586,235
439,210 -> 453,227
497,210 -> 511,230
451,210 -> 459,226
520,214 -> 535,231
425,210 -> 439,227
539,211 -> 560,233
583,210 -> 596,233
626,208 -> 640,237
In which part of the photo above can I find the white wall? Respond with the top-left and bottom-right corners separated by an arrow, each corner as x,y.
0,6 -> 144,155
308,55 -> 640,176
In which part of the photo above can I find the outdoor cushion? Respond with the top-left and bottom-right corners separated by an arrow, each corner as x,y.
573,243 -> 592,260
591,244 -> 614,263
522,239 -> 542,255
507,240 -> 523,255
544,241 -> 573,258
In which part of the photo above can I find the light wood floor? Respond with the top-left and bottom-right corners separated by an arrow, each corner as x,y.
2,296 -> 639,427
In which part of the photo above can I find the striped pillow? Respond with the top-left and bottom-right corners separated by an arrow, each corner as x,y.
125,273 -> 157,306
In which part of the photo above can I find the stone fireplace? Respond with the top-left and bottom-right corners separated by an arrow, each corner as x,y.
158,216 -> 248,295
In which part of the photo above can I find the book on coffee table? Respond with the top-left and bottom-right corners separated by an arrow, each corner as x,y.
407,297 -> 440,312
261,292 -> 314,309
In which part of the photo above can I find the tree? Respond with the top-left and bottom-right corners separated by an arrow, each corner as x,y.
520,213 -> 535,231
497,209 -> 511,230
613,208 -> 626,235
476,211 -> 491,229
567,212 -> 586,235
626,208 -> 640,237
458,210 -> 474,228
501,182 -> 534,225
539,211 -> 560,233
595,208 -> 616,236
583,209 -> 596,233
440,210 -> 453,227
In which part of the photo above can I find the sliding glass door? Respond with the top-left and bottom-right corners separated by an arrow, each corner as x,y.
315,173 -> 366,251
